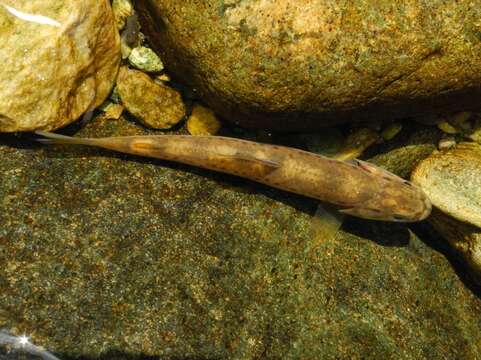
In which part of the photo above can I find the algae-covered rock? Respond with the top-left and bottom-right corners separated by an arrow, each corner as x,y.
112,0 -> 133,30
412,142 -> 481,283
429,208 -> 481,285
128,46 -> 164,72
135,0 -> 481,130
116,66 -> 186,129
187,104 -> 221,136
412,143 -> 481,228
1,119 -> 481,358
0,0 -> 120,132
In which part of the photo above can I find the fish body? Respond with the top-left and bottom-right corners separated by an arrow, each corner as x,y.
35,131 -> 432,222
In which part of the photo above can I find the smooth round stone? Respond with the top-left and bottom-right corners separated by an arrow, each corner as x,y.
135,0 -> 481,130
0,1 -> 120,132
412,142 -> 481,228
412,142 -> 481,283
116,66 -> 186,129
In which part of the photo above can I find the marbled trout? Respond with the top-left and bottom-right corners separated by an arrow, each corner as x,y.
35,131 -> 432,222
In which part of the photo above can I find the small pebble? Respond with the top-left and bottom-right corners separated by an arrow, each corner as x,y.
438,136 -> 457,150
187,105 -> 221,136
290,130 -> 344,156
155,73 -> 171,84
99,102 -> 124,120
109,86 -> 121,104
467,118 -> 481,144
448,111 -> 472,130
381,122 -> 403,141
334,128 -> 380,161
116,66 -> 186,129
128,46 -> 164,73
437,121 -> 459,134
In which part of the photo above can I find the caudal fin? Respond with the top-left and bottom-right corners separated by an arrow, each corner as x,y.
35,131 -> 98,146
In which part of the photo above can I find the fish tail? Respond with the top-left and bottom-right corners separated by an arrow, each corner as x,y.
35,131 -> 100,147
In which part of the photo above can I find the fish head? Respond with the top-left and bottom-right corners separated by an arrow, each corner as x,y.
339,160 -> 432,222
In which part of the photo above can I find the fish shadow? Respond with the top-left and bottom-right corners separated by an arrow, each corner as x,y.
341,217 -> 411,247
0,132 -> 43,150
410,221 -> 481,299
4,129 -> 481,298
343,217 -> 481,299
2,129 -> 318,218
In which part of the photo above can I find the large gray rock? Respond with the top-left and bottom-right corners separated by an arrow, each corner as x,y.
0,0 -> 120,132
135,0 -> 481,130
1,119 -> 481,358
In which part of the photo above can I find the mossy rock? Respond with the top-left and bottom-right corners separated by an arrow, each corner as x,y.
1,119 -> 481,358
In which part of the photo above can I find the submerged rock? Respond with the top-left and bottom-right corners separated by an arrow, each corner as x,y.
429,209 -> 481,285
412,142 -> 481,228
0,1 -> 120,132
128,46 -> 164,72
412,142 -> 481,283
112,0 -> 133,30
187,104 -> 221,136
135,0 -> 481,130
116,66 -> 185,129
1,119 -> 481,358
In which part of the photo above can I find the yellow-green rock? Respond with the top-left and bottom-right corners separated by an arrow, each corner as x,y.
0,0 -> 120,132
128,46 -> 164,73
412,142 -> 481,283
412,143 -> 481,227
135,0 -> 481,130
116,66 -> 185,129
112,0 -> 133,30
1,120 -> 481,358
187,104 -> 221,136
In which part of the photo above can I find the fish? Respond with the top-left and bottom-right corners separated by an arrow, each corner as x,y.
35,131 -> 432,222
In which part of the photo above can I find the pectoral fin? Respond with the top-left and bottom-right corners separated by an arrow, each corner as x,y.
233,154 -> 280,169
311,203 -> 344,239
306,203 -> 344,256
338,207 -> 358,216
236,153 -> 280,177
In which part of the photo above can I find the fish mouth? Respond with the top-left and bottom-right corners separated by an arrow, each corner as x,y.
400,191 -> 432,222
402,189 -> 433,222
418,194 -> 432,221
338,192 -> 433,222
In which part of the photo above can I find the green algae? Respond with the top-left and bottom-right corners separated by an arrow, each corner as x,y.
1,119 -> 481,359
135,0 -> 481,130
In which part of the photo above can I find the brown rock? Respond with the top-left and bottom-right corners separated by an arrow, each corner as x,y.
0,0 -> 120,132
136,0 -> 481,130
116,66 -> 186,129
429,208 -> 481,285
412,142 -> 481,283
412,142 -> 481,228
187,104 -> 221,136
